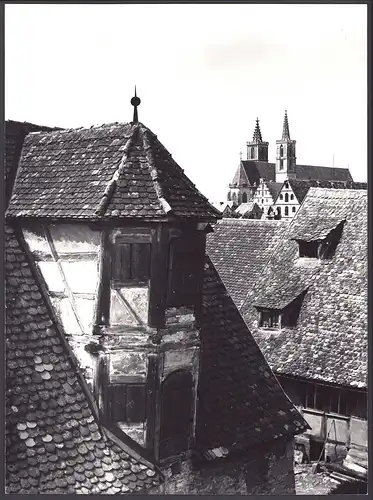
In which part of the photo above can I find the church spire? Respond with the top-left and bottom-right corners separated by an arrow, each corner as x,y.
253,118 -> 263,142
282,110 -> 291,140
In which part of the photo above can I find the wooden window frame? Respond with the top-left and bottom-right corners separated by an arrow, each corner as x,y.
106,382 -> 146,423
111,241 -> 151,288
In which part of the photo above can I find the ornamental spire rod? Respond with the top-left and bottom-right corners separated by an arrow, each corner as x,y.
282,109 -> 291,140
131,86 -> 141,123
252,117 -> 263,142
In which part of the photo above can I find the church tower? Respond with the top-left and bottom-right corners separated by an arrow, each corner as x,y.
275,110 -> 296,182
246,118 -> 269,161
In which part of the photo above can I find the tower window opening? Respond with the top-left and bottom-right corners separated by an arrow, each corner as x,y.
251,146 -> 255,158
280,159 -> 284,169
242,192 -> 248,203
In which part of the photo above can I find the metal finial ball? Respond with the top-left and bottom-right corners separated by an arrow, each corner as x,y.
131,96 -> 141,107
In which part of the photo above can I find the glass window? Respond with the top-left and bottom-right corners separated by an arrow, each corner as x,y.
292,206 -> 296,213
290,194 -> 294,200
285,206 -> 289,216
280,194 -> 283,200
285,193 -> 289,202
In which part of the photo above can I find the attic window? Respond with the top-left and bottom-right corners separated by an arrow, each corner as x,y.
298,240 -> 319,258
112,243 -> 151,286
260,310 -> 280,329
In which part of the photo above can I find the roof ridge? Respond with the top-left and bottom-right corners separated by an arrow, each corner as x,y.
95,124 -> 139,217
138,125 -> 173,214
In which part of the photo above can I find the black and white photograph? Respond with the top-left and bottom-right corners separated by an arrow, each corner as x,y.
4,3 -> 367,495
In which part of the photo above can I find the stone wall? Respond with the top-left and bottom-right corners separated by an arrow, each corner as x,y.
148,439 -> 295,495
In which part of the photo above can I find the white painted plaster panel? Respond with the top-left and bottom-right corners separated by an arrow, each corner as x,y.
163,348 -> 198,378
326,417 -> 349,444
350,418 -> 367,448
49,224 -> 101,253
37,261 -> 65,293
59,297 -> 83,335
110,290 -> 139,326
61,261 -> 99,294
74,296 -> 95,334
23,227 -> 51,254
109,351 -> 147,377
302,411 -> 325,439
117,423 -> 145,447
119,287 -> 149,325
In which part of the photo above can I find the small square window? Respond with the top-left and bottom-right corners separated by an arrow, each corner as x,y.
260,310 -> 280,329
112,243 -> 151,285
298,241 -> 319,258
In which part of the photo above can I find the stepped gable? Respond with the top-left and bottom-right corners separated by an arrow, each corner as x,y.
196,256 -> 308,454
6,122 -> 220,222
5,225 -> 161,494
206,219 -> 287,309
242,188 -> 367,388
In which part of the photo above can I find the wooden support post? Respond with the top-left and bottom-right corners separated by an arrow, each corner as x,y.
145,353 -> 159,455
148,224 -> 169,328
94,229 -> 111,329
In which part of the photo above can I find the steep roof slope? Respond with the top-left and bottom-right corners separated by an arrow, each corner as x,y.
295,164 -> 353,182
288,179 -> 367,204
5,121 -> 61,208
195,257 -> 307,454
5,225 -> 161,494
266,181 -> 283,201
206,219 -> 288,309
242,161 -> 276,185
242,188 -> 367,388
6,122 -> 219,222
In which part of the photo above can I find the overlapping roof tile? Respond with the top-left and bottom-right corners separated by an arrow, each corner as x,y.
6,122 -> 219,222
196,257 -> 308,453
241,188 -> 368,388
5,225 -> 161,494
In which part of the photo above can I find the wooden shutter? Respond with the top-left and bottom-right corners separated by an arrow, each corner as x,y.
126,384 -> 146,422
107,384 -> 146,423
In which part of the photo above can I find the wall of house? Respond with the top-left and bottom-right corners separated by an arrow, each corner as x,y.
148,440 -> 296,495
252,180 -> 274,214
22,223 -> 101,386
273,183 -> 299,219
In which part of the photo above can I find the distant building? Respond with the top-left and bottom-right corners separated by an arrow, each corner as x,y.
207,188 -> 367,490
227,112 -> 354,219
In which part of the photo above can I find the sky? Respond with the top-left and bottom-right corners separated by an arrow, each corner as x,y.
5,4 -> 367,202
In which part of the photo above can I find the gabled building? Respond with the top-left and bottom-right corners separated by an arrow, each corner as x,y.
227,112 -> 354,212
207,188 -> 367,486
272,179 -> 367,220
251,179 -> 283,216
234,202 -> 263,219
5,103 -> 308,496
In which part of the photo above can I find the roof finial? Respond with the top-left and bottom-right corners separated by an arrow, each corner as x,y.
131,86 -> 141,123
253,117 -> 263,142
282,109 -> 290,140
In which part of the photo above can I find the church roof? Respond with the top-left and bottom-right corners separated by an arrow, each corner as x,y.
281,110 -> 291,141
252,118 -> 263,142
5,224 -> 162,494
7,122 -> 220,222
266,181 -> 283,201
295,164 -> 353,182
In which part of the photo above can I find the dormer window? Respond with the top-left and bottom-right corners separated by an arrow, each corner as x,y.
260,310 -> 280,329
112,242 -> 151,286
298,240 -> 319,258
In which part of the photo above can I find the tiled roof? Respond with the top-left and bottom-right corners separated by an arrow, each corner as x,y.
235,202 -> 258,216
295,164 -> 353,182
5,225 -> 161,494
242,188 -> 368,388
206,219 -> 287,309
6,122 -> 219,222
288,179 -> 366,204
241,161 -> 276,185
5,121 -> 61,208
195,256 -> 308,453
230,161 -> 250,186
266,181 -> 283,201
